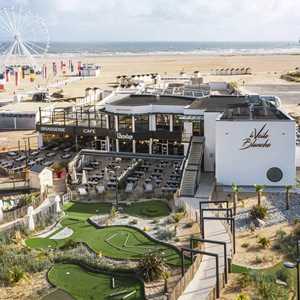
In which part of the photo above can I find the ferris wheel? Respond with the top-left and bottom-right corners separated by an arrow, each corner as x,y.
0,7 -> 50,69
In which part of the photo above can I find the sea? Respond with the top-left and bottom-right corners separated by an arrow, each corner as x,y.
47,41 -> 300,57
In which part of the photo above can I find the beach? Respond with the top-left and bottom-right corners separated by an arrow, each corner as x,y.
1,53 -> 300,114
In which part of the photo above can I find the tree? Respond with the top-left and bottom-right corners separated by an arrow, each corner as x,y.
138,253 -> 167,282
285,185 -> 293,210
232,183 -> 241,215
254,185 -> 264,206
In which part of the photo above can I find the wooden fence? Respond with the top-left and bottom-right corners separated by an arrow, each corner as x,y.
168,254 -> 203,300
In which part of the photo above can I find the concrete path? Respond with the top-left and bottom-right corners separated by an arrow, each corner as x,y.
178,176 -> 232,300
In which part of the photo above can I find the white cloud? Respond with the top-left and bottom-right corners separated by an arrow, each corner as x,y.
0,0 -> 299,41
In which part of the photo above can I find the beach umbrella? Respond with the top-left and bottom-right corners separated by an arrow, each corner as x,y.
0,200 -> 3,223
27,206 -> 35,232
82,170 -> 88,185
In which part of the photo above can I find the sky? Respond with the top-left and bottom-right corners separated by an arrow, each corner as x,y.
1,0 -> 300,42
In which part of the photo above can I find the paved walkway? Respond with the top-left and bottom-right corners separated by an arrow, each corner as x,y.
178,176 -> 232,300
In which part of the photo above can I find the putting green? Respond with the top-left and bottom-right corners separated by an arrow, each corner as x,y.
26,219 -> 184,266
123,200 -> 170,218
48,263 -> 144,300
63,202 -> 112,220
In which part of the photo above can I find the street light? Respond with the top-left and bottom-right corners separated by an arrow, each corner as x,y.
283,240 -> 300,300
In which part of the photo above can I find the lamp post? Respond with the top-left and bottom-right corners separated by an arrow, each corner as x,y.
283,240 -> 300,300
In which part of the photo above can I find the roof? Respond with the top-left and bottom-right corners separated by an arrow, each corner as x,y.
30,165 -> 51,174
188,96 -> 247,112
111,94 -> 196,107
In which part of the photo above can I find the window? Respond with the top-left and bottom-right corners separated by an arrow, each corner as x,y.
118,115 -> 132,131
108,115 -> 115,129
174,115 -> 183,132
135,115 -> 149,132
156,114 -> 170,131
96,113 -> 107,128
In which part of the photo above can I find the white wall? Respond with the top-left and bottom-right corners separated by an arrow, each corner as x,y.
216,120 -> 296,186
204,112 -> 221,172
296,146 -> 300,167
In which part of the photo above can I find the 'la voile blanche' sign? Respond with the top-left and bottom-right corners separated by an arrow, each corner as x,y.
240,124 -> 271,150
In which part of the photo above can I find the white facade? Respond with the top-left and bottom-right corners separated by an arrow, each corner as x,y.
216,120 -> 296,186
204,112 -> 221,172
28,167 -> 53,194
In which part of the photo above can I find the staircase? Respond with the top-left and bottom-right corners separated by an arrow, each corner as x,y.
179,136 -> 204,197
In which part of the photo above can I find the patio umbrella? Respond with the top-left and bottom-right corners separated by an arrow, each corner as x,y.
0,200 -> 3,223
82,170 -> 88,185
27,206 -> 35,232
72,165 -> 78,182
55,195 -> 61,214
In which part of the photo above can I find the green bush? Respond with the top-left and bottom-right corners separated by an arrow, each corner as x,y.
250,205 -> 268,220
241,242 -> 249,248
156,229 -> 175,241
59,240 -> 78,250
276,268 -> 291,286
257,236 -> 270,249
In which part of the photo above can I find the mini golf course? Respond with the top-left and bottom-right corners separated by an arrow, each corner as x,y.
47,263 -> 144,300
26,218 -> 183,266
123,200 -> 170,218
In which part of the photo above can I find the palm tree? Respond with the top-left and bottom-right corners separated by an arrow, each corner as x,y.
254,185 -> 264,206
285,185 -> 293,210
138,253 -> 167,282
232,183 -> 241,216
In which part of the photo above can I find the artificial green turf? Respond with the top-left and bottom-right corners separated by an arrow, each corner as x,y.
63,202 -> 112,220
26,219 -> 184,266
48,263 -> 144,300
123,200 -> 170,218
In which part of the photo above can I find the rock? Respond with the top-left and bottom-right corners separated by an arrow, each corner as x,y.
276,279 -> 288,287
254,218 -> 266,228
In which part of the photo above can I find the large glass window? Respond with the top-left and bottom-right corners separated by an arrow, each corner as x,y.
136,140 -> 149,153
156,114 -> 170,132
108,115 -> 115,130
135,115 -> 149,132
96,113 -> 107,128
174,115 -> 183,132
118,115 -> 132,131
119,140 -> 133,152
193,120 -> 204,136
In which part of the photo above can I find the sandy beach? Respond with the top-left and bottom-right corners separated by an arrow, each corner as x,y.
2,54 -> 300,114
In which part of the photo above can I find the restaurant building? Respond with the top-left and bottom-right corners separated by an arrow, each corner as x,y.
36,92 -> 296,191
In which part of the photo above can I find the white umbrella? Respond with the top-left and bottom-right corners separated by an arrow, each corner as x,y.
55,195 -> 61,214
0,200 -> 3,223
27,206 -> 35,232
82,170 -> 88,185
72,165 -> 78,182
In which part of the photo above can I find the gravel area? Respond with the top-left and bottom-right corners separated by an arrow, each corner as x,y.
235,192 -> 300,231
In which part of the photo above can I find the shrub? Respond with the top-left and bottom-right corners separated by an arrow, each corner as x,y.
250,205 -> 268,220
172,212 -> 185,223
59,240 -> 78,250
275,229 -> 287,241
241,242 -> 249,248
276,268 -> 291,286
257,236 -> 270,249
235,294 -> 250,300
138,253 -> 167,282
156,229 -> 175,241
184,222 -> 194,229
293,224 -> 300,239
254,255 -> 263,264
237,273 -> 252,288
8,266 -> 27,284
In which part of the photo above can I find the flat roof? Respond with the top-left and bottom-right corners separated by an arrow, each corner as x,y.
0,100 -> 75,113
188,96 -> 247,112
110,94 -> 196,107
